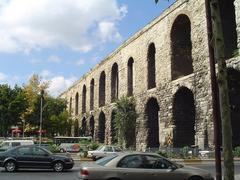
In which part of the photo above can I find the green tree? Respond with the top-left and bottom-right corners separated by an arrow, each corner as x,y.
114,96 -> 138,148
22,74 -> 49,134
0,85 -> 27,136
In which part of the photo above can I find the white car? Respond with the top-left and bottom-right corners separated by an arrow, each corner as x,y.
0,139 -> 34,152
87,145 -> 122,160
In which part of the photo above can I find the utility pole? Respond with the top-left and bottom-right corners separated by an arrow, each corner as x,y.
39,90 -> 44,146
205,1 -> 222,179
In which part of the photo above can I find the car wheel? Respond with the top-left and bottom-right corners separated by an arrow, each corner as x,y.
4,160 -> 16,172
53,161 -> 64,172
188,176 -> 203,180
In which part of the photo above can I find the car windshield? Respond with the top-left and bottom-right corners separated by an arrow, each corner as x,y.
96,145 -> 104,151
95,154 -> 118,166
0,142 -> 9,147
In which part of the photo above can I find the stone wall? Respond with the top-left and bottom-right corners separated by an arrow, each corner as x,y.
60,0 -> 240,151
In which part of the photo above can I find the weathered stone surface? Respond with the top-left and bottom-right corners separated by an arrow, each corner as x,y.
60,0 -> 240,151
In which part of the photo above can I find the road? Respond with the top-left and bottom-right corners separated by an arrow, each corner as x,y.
0,161 -> 240,180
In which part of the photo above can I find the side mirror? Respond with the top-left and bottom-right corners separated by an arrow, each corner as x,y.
44,153 -> 49,157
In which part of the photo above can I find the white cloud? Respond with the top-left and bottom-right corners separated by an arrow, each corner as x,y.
40,70 -> 53,78
48,55 -> 61,63
47,76 -> 77,97
0,72 -> 7,81
0,0 -> 127,53
98,21 -> 122,42
75,59 -> 85,66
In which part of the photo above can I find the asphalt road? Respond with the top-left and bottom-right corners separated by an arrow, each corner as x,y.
0,161 -> 240,180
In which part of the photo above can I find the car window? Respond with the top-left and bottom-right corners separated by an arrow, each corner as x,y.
96,154 -> 118,166
1,142 -> 10,147
114,147 -> 122,152
33,147 -> 48,156
96,145 -> 104,151
12,142 -> 21,147
104,146 -> 113,152
143,155 -> 173,169
17,147 -> 32,156
118,155 -> 143,168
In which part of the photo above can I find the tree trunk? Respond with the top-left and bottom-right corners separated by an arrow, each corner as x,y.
209,0 -> 234,179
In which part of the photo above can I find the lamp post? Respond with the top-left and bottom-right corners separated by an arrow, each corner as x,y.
39,90 -> 44,146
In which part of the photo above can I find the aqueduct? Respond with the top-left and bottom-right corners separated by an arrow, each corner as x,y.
60,0 -> 240,150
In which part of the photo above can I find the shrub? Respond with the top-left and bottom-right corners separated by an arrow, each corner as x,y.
49,144 -> 60,153
87,142 -> 100,150
234,146 -> 240,157
157,150 -> 168,158
180,146 -> 191,159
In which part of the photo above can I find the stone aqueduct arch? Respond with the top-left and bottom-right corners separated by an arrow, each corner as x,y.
61,0 -> 240,150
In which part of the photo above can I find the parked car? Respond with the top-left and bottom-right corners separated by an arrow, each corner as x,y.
87,145 -> 122,160
0,145 -> 74,172
59,143 -> 81,153
0,140 -> 34,152
79,152 -> 214,180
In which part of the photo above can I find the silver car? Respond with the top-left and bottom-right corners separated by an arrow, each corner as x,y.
87,145 -> 122,160
79,152 -> 213,180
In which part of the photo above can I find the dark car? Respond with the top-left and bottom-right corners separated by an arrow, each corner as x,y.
0,145 -> 74,172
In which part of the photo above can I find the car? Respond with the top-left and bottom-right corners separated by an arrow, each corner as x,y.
79,152 -> 214,180
0,145 -> 74,172
0,140 -> 34,152
59,143 -> 81,153
87,145 -> 122,160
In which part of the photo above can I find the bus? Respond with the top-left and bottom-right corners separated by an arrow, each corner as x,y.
53,136 -> 92,152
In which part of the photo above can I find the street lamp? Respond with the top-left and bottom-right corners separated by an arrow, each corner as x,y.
39,90 -> 44,146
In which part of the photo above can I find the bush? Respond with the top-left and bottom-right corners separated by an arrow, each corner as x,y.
49,144 -> 60,153
180,146 -> 191,159
87,142 -> 100,150
157,150 -> 168,158
234,146 -> 240,157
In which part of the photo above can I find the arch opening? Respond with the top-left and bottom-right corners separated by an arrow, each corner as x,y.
171,14 -> 193,80
90,116 -> 95,138
82,85 -> 86,113
98,112 -> 106,143
111,63 -> 119,102
74,119 -> 79,137
147,43 -> 156,89
75,93 -> 79,115
111,110 -> 117,144
90,79 -> 94,110
69,97 -> 72,115
127,57 -> 134,96
145,98 -> 160,148
228,68 -> 240,148
173,87 -> 195,148
219,0 -> 237,58
99,71 -> 106,107
81,117 -> 86,136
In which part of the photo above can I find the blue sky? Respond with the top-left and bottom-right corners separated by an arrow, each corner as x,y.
0,0 -> 175,96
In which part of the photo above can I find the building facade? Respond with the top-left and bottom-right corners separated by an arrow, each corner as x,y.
60,0 -> 240,150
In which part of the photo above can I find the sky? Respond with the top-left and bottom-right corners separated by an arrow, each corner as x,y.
0,0 -> 175,97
